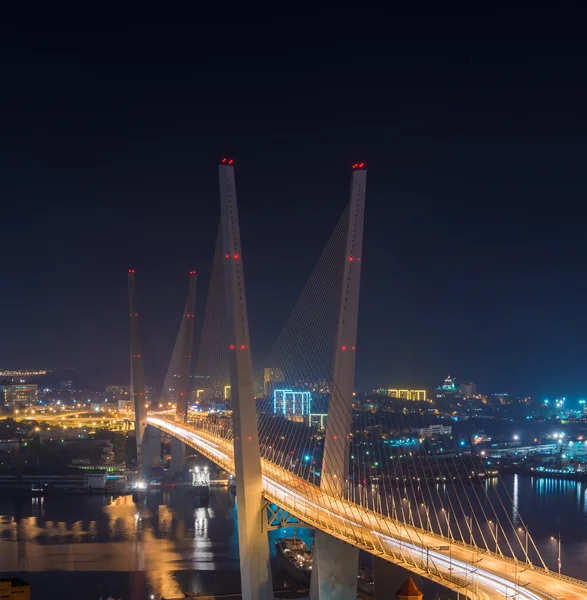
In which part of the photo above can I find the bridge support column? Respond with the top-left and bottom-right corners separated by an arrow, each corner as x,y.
141,425 -> 161,478
310,531 -> 359,600
312,166 -> 366,598
170,437 -> 186,477
219,161 -> 273,600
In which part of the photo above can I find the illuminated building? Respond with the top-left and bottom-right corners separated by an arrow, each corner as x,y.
387,389 -> 426,401
0,384 -> 38,408
0,369 -> 46,377
264,367 -> 284,395
459,381 -> 476,398
436,375 -> 458,399
308,413 -> 328,430
273,389 -> 312,416
417,424 -> 452,437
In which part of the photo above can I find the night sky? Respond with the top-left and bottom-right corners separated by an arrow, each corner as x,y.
2,7 -> 587,396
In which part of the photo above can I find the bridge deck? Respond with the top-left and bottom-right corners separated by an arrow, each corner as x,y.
149,417 -> 587,600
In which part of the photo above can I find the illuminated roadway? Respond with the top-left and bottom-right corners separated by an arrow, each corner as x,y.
148,416 -> 587,600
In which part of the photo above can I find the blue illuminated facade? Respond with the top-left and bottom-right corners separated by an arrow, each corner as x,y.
273,389 -> 312,416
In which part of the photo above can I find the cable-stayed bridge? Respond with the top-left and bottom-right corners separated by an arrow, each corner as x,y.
129,161 -> 587,600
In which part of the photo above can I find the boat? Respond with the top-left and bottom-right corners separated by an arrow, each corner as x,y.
147,480 -> 175,490
357,565 -> 374,595
130,479 -> 147,503
191,466 -> 211,499
275,533 -> 312,584
191,482 -> 210,498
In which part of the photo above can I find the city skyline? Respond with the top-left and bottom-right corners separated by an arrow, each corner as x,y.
2,11 -> 587,397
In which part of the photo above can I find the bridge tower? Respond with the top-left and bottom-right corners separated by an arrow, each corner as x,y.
219,158 -> 274,600
311,164 -> 366,600
170,271 -> 197,475
128,270 -> 148,477
175,270 -> 197,421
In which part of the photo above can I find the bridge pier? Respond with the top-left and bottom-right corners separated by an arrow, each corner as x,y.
169,437 -> 186,477
141,424 -> 161,478
310,532 -> 359,600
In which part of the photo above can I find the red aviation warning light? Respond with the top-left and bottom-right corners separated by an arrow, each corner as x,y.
189,270 -> 196,275
128,269 -> 135,274
352,162 -> 366,170
220,157 -> 235,165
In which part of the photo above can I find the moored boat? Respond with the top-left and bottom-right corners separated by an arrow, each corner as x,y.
275,533 -> 312,585
358,565 -> 374,595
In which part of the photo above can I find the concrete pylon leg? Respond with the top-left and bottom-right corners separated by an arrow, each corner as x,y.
141,425 -> 161,479
310,531 -> 359,600
170,437 -> 186,478
219,162 -> 273,600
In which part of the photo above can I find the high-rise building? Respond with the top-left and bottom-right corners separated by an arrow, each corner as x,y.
264,368 -> 284,396
459,381 -> 476,398
273,389 -> 312,416
0,384 -> 38,408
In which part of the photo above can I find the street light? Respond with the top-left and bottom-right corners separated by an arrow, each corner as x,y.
551,533 -> 562,575
467,514 -> 474,547
488,520 -> 499,554
442,508 -> 452,541
421,502 -> 431,531
518,527 -> 529,562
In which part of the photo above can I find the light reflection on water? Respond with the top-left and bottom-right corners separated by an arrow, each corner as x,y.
0,488 -> 312,599
0,475 -> 586,597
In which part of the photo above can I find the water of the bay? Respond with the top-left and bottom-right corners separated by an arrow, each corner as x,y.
0,474 -> 585,599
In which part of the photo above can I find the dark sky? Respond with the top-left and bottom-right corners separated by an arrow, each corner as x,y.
2,5 -> 587,396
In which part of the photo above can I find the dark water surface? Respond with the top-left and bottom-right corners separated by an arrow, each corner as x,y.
0,474 -> 585,599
